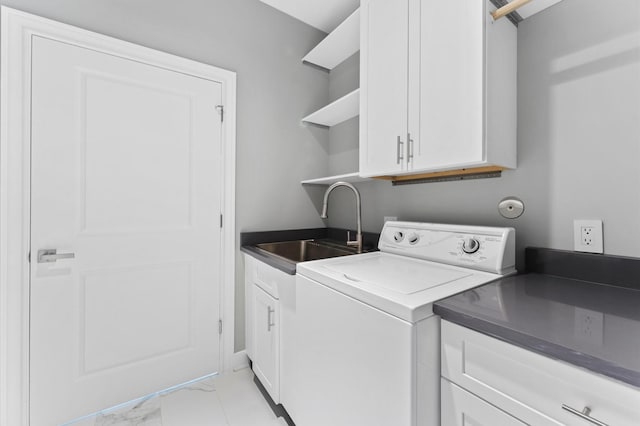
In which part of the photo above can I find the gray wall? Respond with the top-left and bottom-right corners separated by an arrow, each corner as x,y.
5,0 -> 639,355
326,0 -> 640,270
0,0 -> 330,351
328,54 -> 360,177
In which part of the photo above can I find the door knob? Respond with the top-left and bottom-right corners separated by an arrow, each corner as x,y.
37,249 -> 75,263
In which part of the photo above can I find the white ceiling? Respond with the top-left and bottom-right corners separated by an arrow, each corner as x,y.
513,0 -> 565,19
260,0 -> 360,33
260,0 -> 566,34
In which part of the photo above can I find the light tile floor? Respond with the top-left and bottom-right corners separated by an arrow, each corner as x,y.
69,368 -> 286,426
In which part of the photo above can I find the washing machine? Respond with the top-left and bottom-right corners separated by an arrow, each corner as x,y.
286,221 -> 516,426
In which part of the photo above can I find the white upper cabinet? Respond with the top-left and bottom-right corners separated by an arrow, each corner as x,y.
360,0 -> 517,178
359,0 -> 410,176
408,0 -> 484,171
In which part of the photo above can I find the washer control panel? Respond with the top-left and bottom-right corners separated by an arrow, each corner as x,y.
378,222 -> 516,275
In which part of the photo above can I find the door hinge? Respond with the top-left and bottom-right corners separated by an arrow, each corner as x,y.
220,214 -> 223,228
215,105 -> 224,122
218,319 -> 223,335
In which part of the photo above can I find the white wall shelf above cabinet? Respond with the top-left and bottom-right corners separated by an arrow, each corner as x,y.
302,88 -> 359,127
301,172 -> 368,185
302,8 -> 360,71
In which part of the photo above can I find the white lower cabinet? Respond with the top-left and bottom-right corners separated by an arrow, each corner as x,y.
441,379 -> 526,426
244,254 -> 295,405
252,285 -> 279,402
441,320 -> 640,426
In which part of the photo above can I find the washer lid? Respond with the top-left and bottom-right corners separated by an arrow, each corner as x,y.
324,255 -> 472,295
298,252 -> 509,322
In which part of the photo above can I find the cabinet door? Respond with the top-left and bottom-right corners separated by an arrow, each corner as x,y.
442,379 -> 526,426
252,285 -> 280,403
408,0 -> 485,171
360,0 -> 410,177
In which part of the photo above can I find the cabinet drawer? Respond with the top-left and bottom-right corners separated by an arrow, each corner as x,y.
442,321 -> 640,426
252,258 -> 288,298
441,379 -> 526,426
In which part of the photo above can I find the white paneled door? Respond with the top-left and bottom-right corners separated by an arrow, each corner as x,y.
29,36 -> 223,425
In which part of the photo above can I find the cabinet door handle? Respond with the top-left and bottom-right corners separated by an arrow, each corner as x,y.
561,405 -> 608,426
407,133 -> 414,161
267,306 -> 275,332
396,136 -> 404,164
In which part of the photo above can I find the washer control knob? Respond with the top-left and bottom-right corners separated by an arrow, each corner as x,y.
462,238 -> 480,254
407,233 -> 420,245
393,231 -> 404,242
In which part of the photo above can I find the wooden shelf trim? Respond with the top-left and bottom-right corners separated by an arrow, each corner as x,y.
491,0 -> 533,20
374,165 -> 507,182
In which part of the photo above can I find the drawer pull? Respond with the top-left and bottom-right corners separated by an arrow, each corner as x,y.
562,404 -> 608,426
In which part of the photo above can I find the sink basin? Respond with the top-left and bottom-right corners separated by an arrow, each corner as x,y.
255,239 -> 357,263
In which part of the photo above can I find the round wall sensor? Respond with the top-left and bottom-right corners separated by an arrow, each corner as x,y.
498,196 -> 525,219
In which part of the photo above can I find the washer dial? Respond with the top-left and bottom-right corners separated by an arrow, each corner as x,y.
462,237 -> 480,254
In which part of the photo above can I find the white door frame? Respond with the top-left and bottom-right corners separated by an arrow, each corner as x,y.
0,7 -> 237,425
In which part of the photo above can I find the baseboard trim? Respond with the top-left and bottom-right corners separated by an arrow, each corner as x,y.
231,350 -> 250,372
252,372 -> 295,426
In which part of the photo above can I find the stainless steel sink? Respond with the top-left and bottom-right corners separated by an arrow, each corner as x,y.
255,239 -> 357,263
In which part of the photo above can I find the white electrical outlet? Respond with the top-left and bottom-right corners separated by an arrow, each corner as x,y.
573,219 -> 603,253
574,307 -> 604,345
384,216 -> 398,223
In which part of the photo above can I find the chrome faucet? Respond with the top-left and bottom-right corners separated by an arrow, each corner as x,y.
320,181 -> 362,253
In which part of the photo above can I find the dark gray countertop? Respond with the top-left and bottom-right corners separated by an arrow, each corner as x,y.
434,273 -> 640,388
241,245 -> 298,275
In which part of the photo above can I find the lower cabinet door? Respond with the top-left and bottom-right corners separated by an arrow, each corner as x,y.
441,379 -> 526,426
252,284 -> 280,403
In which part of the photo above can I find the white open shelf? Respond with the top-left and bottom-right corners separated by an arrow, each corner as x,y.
302,88 -> 359,127
299,6 -> 362,187
302,8 -> 360,71
301,172 -> 369,186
